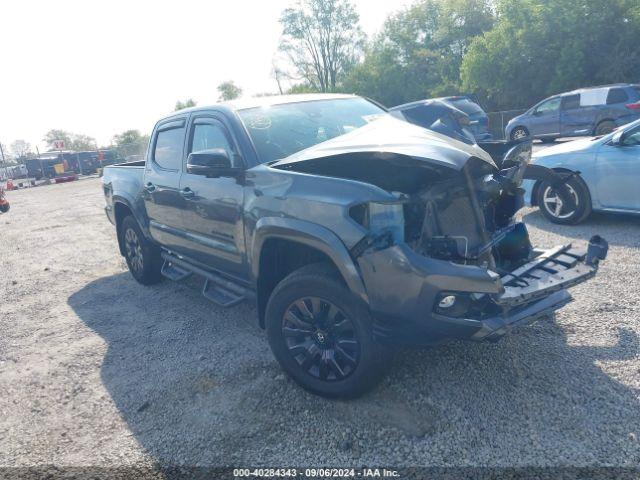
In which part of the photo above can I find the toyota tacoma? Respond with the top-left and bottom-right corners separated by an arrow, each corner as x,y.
102,94 -> 607,398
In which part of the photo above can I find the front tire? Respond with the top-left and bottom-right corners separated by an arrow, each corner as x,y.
265,264 -> 390,398
510,126 -> 529,141
536,174 -> 591,225
120,215 -> 163,285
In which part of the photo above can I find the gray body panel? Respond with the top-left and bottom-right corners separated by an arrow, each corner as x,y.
103,95 -> 604,345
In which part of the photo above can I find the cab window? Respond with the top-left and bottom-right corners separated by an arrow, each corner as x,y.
622,125 -> 640,146
535,97 -> 561,115
189,120 -> 238,166
153,126 -> 185,170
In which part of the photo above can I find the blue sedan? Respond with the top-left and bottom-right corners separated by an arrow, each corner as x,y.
523,119 -> 640,224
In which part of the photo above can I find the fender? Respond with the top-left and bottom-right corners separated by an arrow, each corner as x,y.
111,194 -> 154,255
524,164 -> 577,211
251,217 -> 369,304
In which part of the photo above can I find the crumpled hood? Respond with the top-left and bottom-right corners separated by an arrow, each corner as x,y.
272,115 -> 496,171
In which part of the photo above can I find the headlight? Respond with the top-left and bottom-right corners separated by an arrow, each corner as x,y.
349,201 -> 405,243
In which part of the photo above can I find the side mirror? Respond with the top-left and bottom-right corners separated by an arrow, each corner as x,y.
187,149 -> 241,177
610,129 -> 624,146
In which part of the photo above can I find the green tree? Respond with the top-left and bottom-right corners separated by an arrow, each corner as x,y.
174,99 -> 197,111
217,81 -> 243,101
343,0 -> 494,106
111,129 -> 150,158
461,0 -> 640,111
43,130 -> 96,151
279,0 -> 365,92
43,129 -> 72,150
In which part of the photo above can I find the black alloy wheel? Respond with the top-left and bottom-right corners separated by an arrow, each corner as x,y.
282,296 -> 359,381
124,226 -> 144,275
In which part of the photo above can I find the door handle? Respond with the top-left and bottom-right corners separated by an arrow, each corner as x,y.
144,182 -> 156,193
180,187 -> 195,199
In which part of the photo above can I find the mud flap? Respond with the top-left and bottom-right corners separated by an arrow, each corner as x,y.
496,236 -> 608,307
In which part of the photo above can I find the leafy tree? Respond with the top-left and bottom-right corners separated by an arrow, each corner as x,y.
343,0 -> 494,106
111,129 -> 150,158
43,130 -> 96,151
71,134 -> 97,151
461,0 -> 640,110
279,0 -> 365,92
286,83 -> 319,94
174,99 -> 197,111
43,129 -> 73,150
217,81 -> 243,101
10,139 -> 33,160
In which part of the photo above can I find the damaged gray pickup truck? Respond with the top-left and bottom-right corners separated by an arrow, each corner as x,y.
102,94 -> 608,398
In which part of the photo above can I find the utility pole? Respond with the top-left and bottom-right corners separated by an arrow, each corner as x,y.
0,142 -> 5,164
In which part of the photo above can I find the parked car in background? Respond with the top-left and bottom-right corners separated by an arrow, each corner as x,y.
506,84 -> 640,143
390,95 -> 491,141
389,99 -> 478,145
523,118 -> 640,224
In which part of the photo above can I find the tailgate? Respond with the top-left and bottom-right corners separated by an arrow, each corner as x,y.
496,236 -> 608,306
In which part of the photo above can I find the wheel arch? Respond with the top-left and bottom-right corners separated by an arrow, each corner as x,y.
593,118 -> 615,135
112,197 -> 151,256
531,168 -> 592,208
251,218 -> 368,328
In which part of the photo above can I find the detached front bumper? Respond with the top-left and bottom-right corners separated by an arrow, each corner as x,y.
357,236 -> 608,345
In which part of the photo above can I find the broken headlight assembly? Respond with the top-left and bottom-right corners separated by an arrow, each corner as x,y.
349,201 -> 405,243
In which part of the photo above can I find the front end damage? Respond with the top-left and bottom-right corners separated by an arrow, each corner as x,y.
273,118 -> 608,344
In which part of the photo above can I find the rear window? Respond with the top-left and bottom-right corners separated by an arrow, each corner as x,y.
446,98 -> 484,116
607,88 -> 629,105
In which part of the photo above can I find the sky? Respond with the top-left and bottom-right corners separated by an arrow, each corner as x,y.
0,0 -> 410,153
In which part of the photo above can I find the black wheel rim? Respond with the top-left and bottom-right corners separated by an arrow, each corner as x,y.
282,297 -> 360,381
124,227 -> 144,273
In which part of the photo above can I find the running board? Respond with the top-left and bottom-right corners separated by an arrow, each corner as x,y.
161,259 -> 192,281
160,252 -> 248,308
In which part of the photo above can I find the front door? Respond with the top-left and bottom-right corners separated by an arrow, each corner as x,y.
594,124 -> 640,211
143,117 -> 189,253
178,115 -> 247,278
529,97 -> 561,137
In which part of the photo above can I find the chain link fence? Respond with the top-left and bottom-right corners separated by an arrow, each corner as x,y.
486,109 -> 527,140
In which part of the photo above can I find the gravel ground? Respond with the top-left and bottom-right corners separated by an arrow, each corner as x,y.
0,177 -> 639,470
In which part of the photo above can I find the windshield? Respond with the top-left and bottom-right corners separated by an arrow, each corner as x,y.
446,98 -> 484,116
238,97 -> 386,163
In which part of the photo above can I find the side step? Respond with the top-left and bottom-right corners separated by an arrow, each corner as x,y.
161,259 -> 192,281
160,252 -> 248,308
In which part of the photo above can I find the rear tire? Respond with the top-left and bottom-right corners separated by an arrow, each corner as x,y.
595,120 -> 615,136
265,263 -> 391,398
120,215 -> 163,285
536,174 -> 591,225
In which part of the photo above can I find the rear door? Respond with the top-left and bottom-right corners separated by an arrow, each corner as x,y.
528,97 -> 561,137
594,123 -> 640,211
142,116 -> 190,253
560,94 -> 591,136
178,113 -> 247,278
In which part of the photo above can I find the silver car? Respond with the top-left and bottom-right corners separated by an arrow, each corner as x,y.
523,119 -> 640,224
